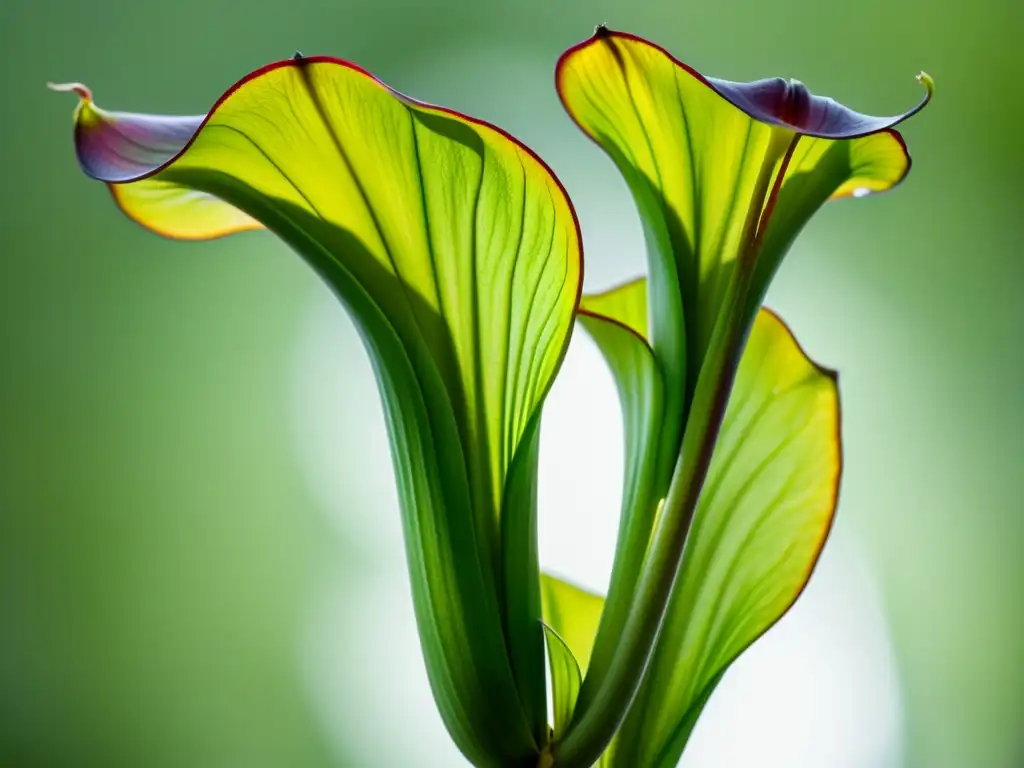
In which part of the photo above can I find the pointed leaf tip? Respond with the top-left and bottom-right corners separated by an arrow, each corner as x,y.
540,574 -> 605,678
542,621 -> 583,740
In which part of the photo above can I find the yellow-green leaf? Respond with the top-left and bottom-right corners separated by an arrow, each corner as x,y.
555,31 -> 927,506
542,622 -> 583,741
578,276 -> 649,342
554,31 -> 925,766
541,575 -> 621,763
540,574 -> 604,677
53,57 -> 583,765
612,308 -> 841,767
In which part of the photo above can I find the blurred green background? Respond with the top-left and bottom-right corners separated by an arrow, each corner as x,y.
1,0 -> 1020,766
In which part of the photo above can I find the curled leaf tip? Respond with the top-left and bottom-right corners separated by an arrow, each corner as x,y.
702,67 -> 934,138
917,71 -> 935,96
47,81 -> 92,102
887,70 -> 934,125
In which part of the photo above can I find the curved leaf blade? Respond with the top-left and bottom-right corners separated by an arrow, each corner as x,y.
542,622 -> 583,741
578,277 -> 650,342
502,413 -> 547,744
745,130 -> 913,321
555,32 -> 921,525
54,58 -> 583,764
558,32 -> 777,369
555,35 -> 915,761
612,308 -> 841,766
540,574 -> 605,677
540,575 -> 624,766
56,61 -> 582,518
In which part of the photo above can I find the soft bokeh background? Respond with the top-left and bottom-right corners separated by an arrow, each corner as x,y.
1,0 -> 1020,766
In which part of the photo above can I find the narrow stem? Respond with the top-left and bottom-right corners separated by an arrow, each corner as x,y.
554,131 -> 796,768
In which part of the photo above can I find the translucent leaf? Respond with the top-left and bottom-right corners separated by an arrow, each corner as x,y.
579,276 -> 649,342
613,309 -> 841,766
555,31 -> 922,764
540,574 -> 604,677
53,58 -> 583,764
556,29 -> 926,373
542,622 -> 583,740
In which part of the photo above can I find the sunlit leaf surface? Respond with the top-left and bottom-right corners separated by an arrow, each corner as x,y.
613,309 -> 841,767
54,58 -> 583,765
540,574 -> 605,677
554,31 -> 920,765
542,622 -> 583,741
556,28 -> 924,405
541,575 -> 615,763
